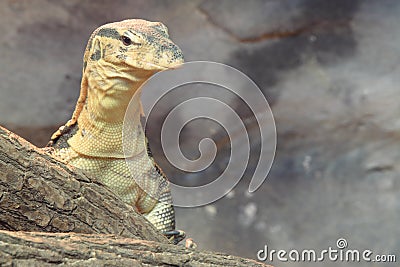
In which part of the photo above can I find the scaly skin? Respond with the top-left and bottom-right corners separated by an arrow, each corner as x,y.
46,19 -> 184,242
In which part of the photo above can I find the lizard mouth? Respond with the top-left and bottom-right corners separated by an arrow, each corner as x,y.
140,61 -> 183,71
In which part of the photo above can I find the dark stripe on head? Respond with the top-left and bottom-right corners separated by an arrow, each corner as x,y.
90,49 -> 101,61
83,28 -> 120,71
97,28 -> 120,39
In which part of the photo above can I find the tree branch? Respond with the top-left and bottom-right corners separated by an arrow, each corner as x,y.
0,125 -> 165,242
0,230 -> 272,266
0,125 -> 272,266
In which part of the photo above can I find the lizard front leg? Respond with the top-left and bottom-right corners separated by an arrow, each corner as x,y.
136,177 -> 186,244
143,193 -> 186,244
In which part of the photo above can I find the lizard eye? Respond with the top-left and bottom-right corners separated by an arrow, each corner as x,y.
121,36 -> 132,46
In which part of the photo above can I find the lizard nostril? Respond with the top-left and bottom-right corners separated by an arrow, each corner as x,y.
160,44 -> 168,51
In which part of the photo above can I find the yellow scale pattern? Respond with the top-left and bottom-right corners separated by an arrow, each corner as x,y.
53,146 -> 175,233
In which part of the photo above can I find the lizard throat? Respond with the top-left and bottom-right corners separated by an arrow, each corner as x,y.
67,72 -> 148,158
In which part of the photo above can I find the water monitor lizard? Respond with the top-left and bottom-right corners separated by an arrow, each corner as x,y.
46,19 -> 185,244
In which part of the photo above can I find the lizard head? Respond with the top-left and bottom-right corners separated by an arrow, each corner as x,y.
66,19 -> 184,132
83,19 -> 184,79
56,20 -> 183,156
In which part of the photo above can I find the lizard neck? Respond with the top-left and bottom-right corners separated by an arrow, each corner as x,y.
68,65 -> 153,158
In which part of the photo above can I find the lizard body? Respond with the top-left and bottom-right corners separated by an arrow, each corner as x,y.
47,19 -> 184,241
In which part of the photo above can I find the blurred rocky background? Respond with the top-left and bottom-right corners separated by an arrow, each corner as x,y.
0,0 -> 399,266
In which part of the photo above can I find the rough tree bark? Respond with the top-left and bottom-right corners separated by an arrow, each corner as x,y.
0,230 -> 271,266
0,126 -> 166,243
0,126 -> 273,267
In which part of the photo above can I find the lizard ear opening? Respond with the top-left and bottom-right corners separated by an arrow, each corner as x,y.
89,37 -> 103,61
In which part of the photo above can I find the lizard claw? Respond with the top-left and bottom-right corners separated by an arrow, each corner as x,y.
163,230 -> 186,245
